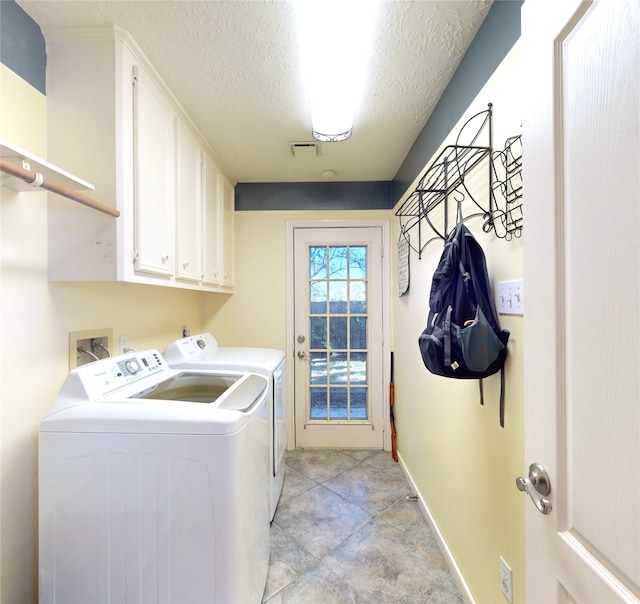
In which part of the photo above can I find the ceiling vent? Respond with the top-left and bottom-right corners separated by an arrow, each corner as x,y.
289,141 -> 319,159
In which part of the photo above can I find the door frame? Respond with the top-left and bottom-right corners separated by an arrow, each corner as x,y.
285,219 -> 391,450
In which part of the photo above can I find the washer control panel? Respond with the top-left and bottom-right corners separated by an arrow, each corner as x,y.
75,350 -> 168,398
117,353 -> 162,378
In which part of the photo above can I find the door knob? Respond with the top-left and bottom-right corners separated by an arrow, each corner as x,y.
516,463 -> 552,515
297,350 -> 307,358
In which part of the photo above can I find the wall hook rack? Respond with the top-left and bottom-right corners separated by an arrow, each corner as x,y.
490,133 -> 523,240
395,104 -> 523,258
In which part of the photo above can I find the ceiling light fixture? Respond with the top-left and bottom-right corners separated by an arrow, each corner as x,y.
296,0 -> 378,143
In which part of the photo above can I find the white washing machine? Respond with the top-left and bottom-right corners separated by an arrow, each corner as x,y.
164,333 -> 287,520
39,350 -> 270,604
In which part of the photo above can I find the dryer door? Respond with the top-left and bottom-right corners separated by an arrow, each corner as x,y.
273,359 -> 287,478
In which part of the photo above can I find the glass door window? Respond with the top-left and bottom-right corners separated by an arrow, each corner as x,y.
309,245 -> 368,421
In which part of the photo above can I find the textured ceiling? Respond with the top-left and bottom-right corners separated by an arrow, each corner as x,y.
17,0 -> 492,184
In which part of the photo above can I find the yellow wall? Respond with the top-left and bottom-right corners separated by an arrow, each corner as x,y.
1,38 -> 525,604
391,43 -> 525,603
203,209 -> 389,349
0,64 -> 206,603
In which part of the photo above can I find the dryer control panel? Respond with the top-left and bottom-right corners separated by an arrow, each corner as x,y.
163,332 -> 219,364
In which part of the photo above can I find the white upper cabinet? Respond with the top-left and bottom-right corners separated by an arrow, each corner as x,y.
201,153 -> 222,287
201,153 -> 235,291
175,119 -> 202,283
132,65 -> 175,279
46,25 -> 234,293
220,173 -> 235,289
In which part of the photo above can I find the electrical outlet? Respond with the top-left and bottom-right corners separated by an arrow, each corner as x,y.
119,335 -> 129,355
500,556 -> 513,603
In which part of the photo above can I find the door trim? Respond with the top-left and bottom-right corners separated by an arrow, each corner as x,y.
285,219 -> 391,450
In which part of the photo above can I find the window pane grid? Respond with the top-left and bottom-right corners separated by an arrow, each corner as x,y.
308,245 -> 369,422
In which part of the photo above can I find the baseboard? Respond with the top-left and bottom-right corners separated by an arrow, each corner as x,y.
397,452 -> 476,604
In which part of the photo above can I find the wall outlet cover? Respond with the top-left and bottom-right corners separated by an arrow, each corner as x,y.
500,556 -> 513,603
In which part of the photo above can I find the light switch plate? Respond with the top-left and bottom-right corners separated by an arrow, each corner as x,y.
497,280 -> 524,315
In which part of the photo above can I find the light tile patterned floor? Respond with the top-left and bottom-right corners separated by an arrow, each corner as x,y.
263,449 -> 464,603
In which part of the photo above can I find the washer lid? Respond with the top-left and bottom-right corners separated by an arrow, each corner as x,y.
40,373 -> 268,435
130,371 -> 264,411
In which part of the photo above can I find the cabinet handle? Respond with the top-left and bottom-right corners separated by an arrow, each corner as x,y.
161,255 -> 169,263
182,261 -> 189,269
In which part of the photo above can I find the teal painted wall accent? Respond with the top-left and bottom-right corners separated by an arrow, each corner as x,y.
0,0 -> 46,94
235,181 -> 392,211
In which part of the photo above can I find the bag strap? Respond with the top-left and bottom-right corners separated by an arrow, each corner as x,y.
478,366 -> 506,427
499,365 -> 506,428
443,306 -> 452,367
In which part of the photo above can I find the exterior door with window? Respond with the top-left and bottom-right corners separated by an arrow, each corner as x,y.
293,226 -> 385,448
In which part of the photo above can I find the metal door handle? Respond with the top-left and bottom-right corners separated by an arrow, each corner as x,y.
516,463 -> 552,515
297,350 -> 307,358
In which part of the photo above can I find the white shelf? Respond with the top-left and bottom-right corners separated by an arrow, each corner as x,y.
0,140 -> 94,192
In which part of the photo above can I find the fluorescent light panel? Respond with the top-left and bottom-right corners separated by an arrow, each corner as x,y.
296,0 -> 378,142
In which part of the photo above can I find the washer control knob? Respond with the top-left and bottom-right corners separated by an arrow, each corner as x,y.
125,359 -> 141,374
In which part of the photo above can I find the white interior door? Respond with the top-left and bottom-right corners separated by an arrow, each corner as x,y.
522,1 -> 639,602
293,226 -> 385,449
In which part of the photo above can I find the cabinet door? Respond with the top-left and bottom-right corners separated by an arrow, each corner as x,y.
132,65 -> 174,278
176,120 -> 202,283
201,154 -> 221,286
220,173 -> 235,288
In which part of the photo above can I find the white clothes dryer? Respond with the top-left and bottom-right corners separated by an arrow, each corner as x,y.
164,333 -> 287,520
39,350 -> 270,604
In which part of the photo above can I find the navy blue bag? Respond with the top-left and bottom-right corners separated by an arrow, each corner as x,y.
418,223 -> 510,425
